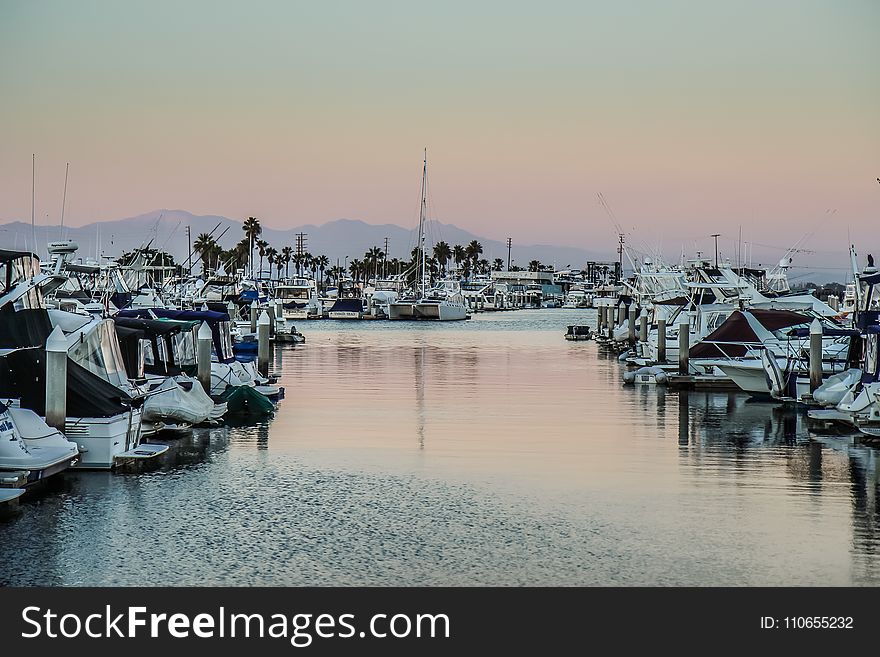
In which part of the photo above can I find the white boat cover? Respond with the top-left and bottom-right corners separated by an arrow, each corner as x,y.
813,369 -> 861,407
142,376 -> 226,424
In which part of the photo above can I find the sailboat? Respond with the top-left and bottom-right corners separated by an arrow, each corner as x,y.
388,152 -> 467,321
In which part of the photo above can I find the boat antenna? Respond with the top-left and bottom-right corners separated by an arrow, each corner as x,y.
59,162 -> 70,241
419,148 -> 428,297
31,154 -> 37,254
597,192 -> 637,275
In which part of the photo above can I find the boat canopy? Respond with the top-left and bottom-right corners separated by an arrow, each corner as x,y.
689,309 -> 813,359
0,347 -> 134,417
116,308 -> 234,362
0,306 -> 53,349
113,315 -> 200,377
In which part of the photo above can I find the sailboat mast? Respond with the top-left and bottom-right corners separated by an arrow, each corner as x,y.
419,149 -> 428,297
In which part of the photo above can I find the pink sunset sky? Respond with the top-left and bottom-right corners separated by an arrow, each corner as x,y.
1,0 -> 878,264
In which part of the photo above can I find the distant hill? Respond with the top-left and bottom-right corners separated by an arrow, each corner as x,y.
0,209 -> 609,270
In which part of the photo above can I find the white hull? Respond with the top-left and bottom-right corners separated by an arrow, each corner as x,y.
0,407 -> 80,483
388,300 -> 467,321
65,409 -> 143,469
328,311 -> 362,319
714,361 -> 773,394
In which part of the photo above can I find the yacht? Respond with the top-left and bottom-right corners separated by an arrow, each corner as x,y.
0,399 -> 80,484
327,280 -> 365,319
275,277 -> 323,319
388,152 -> 467,321
1,248 -> 165,469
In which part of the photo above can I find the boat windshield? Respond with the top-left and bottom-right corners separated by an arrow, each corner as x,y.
277,286 -> 310,300
172,329 -> 197,367
68,319 -> 131,389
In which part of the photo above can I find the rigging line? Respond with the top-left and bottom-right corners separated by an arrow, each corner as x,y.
60,162 -> 70,242
31,154 -> 37,255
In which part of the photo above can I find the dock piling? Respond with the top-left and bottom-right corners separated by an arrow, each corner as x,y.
45,326 -> 68,431
628,305 -> 637,345
250,300 -> 258,334
810,319 -> 823,392
639,308 -> 648,344
678,314 -> 690,375
258,310 -> 271,377
197,321 -> 212,394
657,317 -> 667,363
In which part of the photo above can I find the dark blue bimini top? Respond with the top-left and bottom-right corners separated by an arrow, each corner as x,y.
115,308 -> 234,362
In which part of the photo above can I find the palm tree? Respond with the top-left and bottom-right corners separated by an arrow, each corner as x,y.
426,257 -> 439,285
492,258 -> 504,271
292,252 -> 304,277
242,216 -> 262,276
302,252 -> 315,281
235,237 -> 251,269
208,242 -> 223,270
193,233 -> 216,272
433,241 -> 452,275
280,246 -> 293,279
315,255 -> 330,291
349,258 -> 364,284
328,265 -> 344,285
528,259 -> 542,272
264,246 -> 278,282
364,246 -> 384,283
477,258 -> 490,275
256,239 -> 269,279
452,244 -> 466,271
465,240 -> 483,269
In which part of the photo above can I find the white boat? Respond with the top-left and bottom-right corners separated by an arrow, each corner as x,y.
327,279 -> 365,319
0,400 -> 79,484
562,288 -> 589,309
0,251 -> 165,470
388,152 -> 467,322
275,278 -> 323,319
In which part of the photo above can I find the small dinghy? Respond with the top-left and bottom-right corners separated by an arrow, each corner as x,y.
219,385 -> 275,416
622,365 -> 668,385
564,325 -> 592,341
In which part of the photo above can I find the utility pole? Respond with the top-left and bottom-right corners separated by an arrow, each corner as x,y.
295,232 -> 307,256
711,233 -> 721,268
186,225 -> 192,276
617,233 -> 625,282
506,237 -> 512,271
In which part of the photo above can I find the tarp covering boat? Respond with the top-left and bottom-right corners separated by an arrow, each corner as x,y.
219,385 -> 274,416
0,306 -> 52,348
142,376 -> 225,425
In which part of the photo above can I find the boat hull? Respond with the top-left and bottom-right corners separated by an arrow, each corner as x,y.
65,410 -> 143,470
388,301 -> 467,321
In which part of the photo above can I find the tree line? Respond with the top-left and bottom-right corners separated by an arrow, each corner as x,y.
189,217 -> 547,286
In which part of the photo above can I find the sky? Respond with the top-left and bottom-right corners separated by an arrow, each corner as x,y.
1,0 -> 878,273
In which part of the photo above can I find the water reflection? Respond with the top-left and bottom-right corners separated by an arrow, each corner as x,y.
2,310 -> 880,585
415,343 -> 426,449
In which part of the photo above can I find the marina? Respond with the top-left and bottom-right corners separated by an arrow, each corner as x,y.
3,306 -> 880,585
1,2 -> 878,613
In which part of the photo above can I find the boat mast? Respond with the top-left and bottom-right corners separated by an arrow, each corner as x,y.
419,148 -> 428,298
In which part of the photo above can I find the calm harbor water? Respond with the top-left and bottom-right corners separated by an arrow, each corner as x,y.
2,309 -> 879,586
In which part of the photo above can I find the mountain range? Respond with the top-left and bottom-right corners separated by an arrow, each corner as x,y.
0,209 -> 608,270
